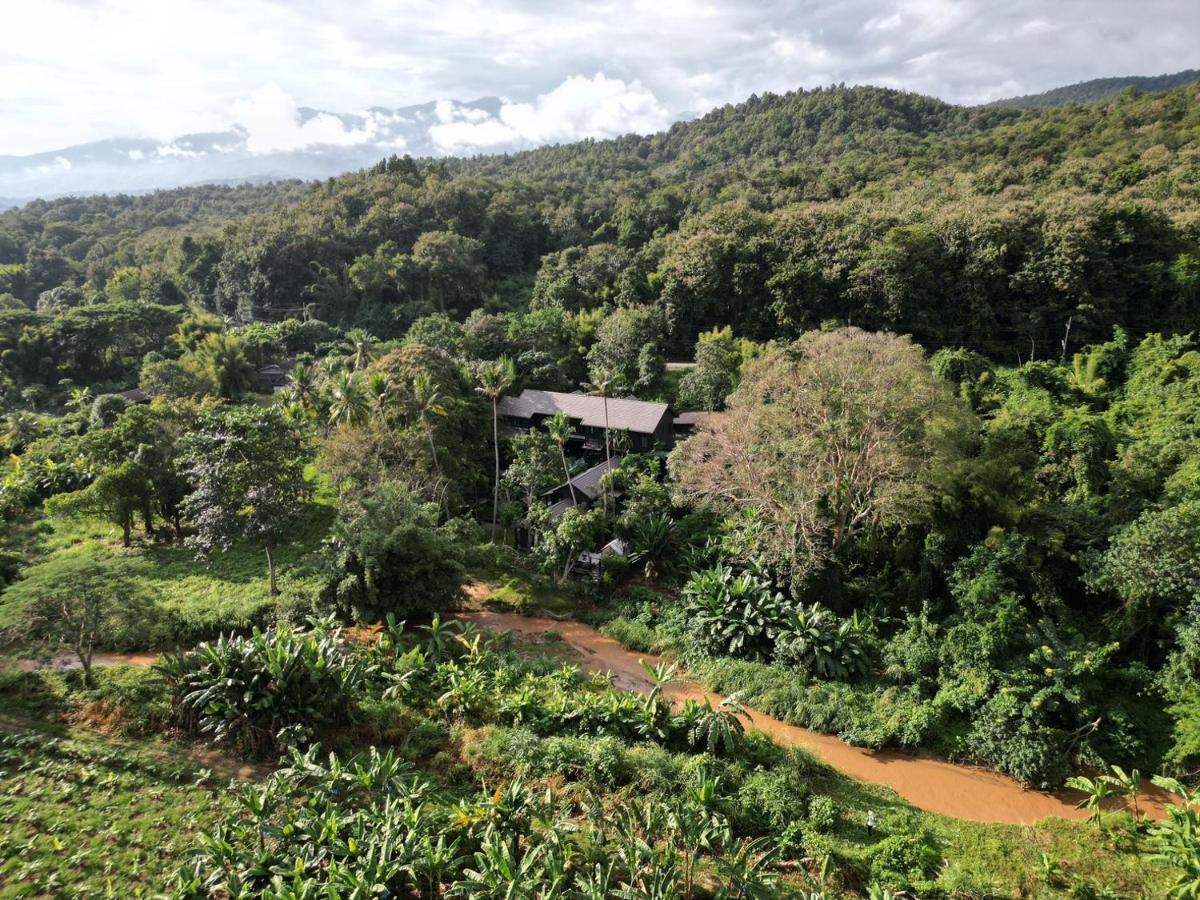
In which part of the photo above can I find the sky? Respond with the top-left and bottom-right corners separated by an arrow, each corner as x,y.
1,0 -> 1198,157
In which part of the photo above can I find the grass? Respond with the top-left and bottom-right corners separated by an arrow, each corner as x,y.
466,544 -> 583,616
0,724 -> 232,898
0,497 -> 334,648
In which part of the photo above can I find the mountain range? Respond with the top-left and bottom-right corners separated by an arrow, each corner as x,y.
2,70 -> 1197,208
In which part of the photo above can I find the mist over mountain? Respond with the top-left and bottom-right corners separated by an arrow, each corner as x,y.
0,97 -> 511,207
2,69 -> 1196,208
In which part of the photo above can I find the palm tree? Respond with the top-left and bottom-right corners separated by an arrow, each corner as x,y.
196,333 -> 255,399
365,372 -> 393,421
476,356 -> 516,543
343,328 -> 376,370
546,411 -> 579,506
410,372 -> 447,477
2,411 -> 42,453
327,371 -> 370,427
286,362 -> 320,416
584,366 -> 618,515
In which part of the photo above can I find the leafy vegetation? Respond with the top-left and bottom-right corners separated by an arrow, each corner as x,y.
2,77 -> 1200,895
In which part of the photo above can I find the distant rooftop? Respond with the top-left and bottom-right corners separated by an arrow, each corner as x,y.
498,389 -> 670,436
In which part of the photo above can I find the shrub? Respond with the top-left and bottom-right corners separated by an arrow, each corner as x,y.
321,480 -> 466,622
732,769 -> 809,835
806,794 -> 837,833
157,620 -> 365,758
869,831 -> 943,892
683,563 -> 791,659
774,603 -> 874,680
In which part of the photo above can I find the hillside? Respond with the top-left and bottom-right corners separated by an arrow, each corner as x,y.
1,82 -> 1199,361
989,68 -> 1200,108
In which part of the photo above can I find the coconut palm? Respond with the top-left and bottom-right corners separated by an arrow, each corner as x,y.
546,411 -> 579,506
475,356 -> 516,543
343,328 -> 376,370
286,362 -> 320,414
327,371 -> 370,427
410,372 -> 448,477
584,366 -> 618,515
196,332 -> 256,399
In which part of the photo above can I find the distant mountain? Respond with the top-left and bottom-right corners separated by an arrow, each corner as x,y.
0,98 -> 505,205
988,69 -> 1200,108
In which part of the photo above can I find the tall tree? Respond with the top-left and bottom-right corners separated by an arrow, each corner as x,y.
546,411 -> 579,506
585,365 -> 618,516
671,328 -> 971,585
181,406 -> 312,596
409,372 -> 447,477
475,356 -> 516,542
327,371 -> 370,428
196,332 -> 256,400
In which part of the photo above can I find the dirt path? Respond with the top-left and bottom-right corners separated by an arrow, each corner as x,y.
8,651 -> 160,672
461,608 -> 1174,825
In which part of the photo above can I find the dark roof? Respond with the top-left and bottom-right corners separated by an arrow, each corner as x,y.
673,411 -> 707,426
498,389 -> 670,435
119,388 -> 150,404
543,455 -> 624,502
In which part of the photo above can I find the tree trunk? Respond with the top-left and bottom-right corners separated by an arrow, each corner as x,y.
602,394 -> 612,516
77,643 -> 94,688
142,499 -> 155,536
426,419 -> 442,476
491,397 -> 501,543
560,446 -> 579,506
121,517 -> 131,548
265,544 -> 278,596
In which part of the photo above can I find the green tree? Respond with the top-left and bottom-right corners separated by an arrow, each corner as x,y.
195,332 -> 256,399
546,411 -> 579,505
2,556 -> 152,686
180,406 -> 312,595
475,356 -> 516,542
322,480 -> 466,622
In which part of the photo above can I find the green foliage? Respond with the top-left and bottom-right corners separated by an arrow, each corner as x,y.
683,563 -> 790,660
322,479 -> 466,622
180,404 -> 313,595
157,620 -> 365,758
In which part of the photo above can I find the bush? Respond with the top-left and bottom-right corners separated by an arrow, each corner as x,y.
806,794 -> 837,833
869,832 -> 943,892
322,480 -> 466,622
732,769 -> 809,835
683,563 -> 791,659
157,620 -> 366,758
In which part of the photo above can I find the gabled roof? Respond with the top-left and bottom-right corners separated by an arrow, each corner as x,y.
673,411 -> 707,427
543,455 -> 624,502
119,388 -> 150,404
498,389 -> 670,436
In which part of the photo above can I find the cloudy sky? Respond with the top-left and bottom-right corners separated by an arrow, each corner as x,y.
2,0 -> 1197,156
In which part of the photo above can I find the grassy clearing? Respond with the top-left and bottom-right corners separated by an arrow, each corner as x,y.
466,545 -> 584,616
0,724 -> 232,899
0,496 -> 334,648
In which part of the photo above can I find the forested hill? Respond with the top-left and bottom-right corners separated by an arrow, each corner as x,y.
989,69 -> 1200,108
2,81 -> 1199,363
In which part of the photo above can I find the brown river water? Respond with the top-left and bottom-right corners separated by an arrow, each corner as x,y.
460,609 -> 1174,825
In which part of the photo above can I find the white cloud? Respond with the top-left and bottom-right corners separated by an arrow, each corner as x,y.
429,73 -> 671,152
232,83 -> 377,153
1,0 -> 1198,156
